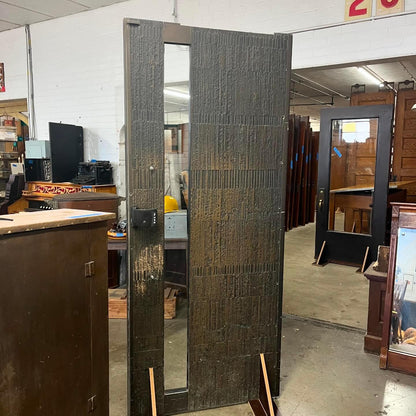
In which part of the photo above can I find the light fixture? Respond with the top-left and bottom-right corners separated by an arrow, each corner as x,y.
412,103 -> 416,111
164,89 -> 190,100
357,66 -> 384,85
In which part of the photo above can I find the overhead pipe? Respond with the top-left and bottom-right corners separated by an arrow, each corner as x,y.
293,72 -> 348,99
172,0 -> 178,23
25,24 -> 36,139
291,90 -> 334,106
291,77 -> 335,98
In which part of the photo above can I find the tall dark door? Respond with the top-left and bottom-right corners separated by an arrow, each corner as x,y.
315,105 -> 394,265
124,19 -> 291,415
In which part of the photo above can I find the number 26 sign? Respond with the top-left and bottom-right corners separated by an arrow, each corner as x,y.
345,0 -> 404,21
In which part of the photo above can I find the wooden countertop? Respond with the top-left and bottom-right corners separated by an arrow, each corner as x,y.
0,208 -> 115,235
330,180 -> 416,194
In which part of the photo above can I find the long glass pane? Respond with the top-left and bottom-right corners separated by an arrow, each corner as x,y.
163,43 -> 190,391
328,118 -> 378,235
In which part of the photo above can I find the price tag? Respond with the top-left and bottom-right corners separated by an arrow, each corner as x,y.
376,0 -> 404,16
345,0 -> 372,21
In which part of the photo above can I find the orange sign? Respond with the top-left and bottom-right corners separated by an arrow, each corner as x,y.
345,0 -> 372,21
376,0 -> 404,15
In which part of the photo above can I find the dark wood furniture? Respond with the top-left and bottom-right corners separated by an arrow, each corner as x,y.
364,261 -> 387,354
0,209 -> 114,416
350,91 -> 395,107
380,203 -> 416,375
285,115 -> 318,231
8,181 -> 117,213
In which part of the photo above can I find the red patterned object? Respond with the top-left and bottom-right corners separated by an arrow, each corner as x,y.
23,182 -> 82,199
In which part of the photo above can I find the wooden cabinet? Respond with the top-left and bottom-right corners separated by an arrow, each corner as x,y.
364,262 -> 387,354
0,209 -> 114,416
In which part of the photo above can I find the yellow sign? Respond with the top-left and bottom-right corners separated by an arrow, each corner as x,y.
343,122 -> 356,133
376,0 -> 404,16
345,0 -> 372,21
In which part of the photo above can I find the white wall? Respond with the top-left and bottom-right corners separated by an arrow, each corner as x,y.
178,0 -> 416,68
29,1 -> 175,210
1,0 -> 416,218
293,12 -> 416,69
0,27 -> 27,100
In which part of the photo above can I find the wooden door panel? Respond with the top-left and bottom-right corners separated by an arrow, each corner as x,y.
125,20 -> 165,416
188,28 -> 291,411
393,90 -> 416,194
125,20 -> 292,415
350,91 -> 395,106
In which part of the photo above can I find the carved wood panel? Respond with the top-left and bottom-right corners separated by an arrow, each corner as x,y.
125,19 -> 292,414
188,28 -> 291,411
393,90 -> 416,202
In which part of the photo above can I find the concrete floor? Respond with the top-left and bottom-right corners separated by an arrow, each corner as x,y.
283,222 -> 369,329
110,316 -> 416,416
109,223 -> 416,415
164,297 -> 188,390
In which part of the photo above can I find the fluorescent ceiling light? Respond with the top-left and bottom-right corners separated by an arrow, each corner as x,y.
164,89 -> 190,100
357,66 -> 383,85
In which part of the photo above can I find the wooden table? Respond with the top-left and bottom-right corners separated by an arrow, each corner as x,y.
328,181 -> 413,233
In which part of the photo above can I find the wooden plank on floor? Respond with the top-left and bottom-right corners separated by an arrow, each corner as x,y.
109,288 -> 127,319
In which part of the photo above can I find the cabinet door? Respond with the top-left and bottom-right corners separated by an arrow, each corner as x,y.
0,225 -> 92,415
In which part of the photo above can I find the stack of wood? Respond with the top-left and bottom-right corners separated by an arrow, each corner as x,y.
108,288 -> 127,319
164,287 -> 178,320
285,115 -> 319,231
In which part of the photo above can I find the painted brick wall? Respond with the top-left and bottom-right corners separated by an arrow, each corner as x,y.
28,1 -> 173,207
0,0 -> 416,212
0,27 -> 26,100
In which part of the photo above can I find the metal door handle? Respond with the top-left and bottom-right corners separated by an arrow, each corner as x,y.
318,188 -> 325,212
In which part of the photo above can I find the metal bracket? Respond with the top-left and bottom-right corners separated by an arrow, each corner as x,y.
85,261 -> 95,278
88,395 -> 96,412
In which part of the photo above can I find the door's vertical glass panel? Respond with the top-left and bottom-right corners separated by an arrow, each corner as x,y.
389,228 -> 416,356
163,43 -> 190,391
328,118 -> 378,235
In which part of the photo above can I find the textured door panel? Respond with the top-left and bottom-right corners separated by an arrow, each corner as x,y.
125,19 -> 291,414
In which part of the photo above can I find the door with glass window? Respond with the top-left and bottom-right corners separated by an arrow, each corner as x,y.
124,19 -> 292,415
315,105 -> 394,265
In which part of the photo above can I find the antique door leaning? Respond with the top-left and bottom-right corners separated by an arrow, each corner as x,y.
315,105 -> 394,265
124,19 -> 291,415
